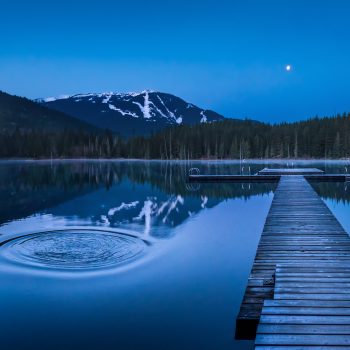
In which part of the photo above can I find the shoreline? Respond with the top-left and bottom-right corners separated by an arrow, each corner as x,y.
1,158 -> 350,163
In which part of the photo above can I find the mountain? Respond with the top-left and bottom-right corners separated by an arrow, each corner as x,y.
38,90 -> 226,136
0,91 -> 98,133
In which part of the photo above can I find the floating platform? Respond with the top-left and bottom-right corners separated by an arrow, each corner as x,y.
188,173 -> 350,183
188,174 -> 280,183
258,168 -> 324,175
235,175 -> 350,348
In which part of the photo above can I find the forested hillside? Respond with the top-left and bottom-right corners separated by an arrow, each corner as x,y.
0,91 -> 98,132
1,113 -> 350,159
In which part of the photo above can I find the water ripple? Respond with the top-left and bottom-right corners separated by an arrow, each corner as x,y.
0,229 -> 148,270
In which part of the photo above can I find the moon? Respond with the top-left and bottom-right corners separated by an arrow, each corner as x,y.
286,64 -> 292,71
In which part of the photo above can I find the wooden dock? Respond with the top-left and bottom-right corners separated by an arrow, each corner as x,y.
235,174 -> 350,347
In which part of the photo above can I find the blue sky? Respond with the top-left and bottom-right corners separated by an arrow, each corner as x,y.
1,0 -> 350,122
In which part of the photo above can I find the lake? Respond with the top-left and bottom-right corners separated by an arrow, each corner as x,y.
0,159 -> 350,350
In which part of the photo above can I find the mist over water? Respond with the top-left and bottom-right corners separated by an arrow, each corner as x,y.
0,160 -> 349,350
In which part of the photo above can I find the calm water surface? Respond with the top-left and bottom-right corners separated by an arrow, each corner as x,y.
0,160 -> 350,350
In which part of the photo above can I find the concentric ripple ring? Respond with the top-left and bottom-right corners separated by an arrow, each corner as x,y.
0,229 -> 148,270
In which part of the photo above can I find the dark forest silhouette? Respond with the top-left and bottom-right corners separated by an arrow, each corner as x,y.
2,114 -> 350,159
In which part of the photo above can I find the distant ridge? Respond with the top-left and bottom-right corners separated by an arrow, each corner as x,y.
0,91 -> 98,132
38,90 -> 226,136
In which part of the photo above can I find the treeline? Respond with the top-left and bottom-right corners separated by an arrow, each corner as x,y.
142,114 -> 350,159
2,113 -> 350,159
0,129 -> 123,158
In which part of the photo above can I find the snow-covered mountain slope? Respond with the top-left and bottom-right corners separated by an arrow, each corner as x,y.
37,91 -> 225,136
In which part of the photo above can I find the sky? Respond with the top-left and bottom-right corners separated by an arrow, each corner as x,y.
1,0 -> 350,123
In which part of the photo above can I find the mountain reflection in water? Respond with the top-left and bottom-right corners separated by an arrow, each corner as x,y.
0,161 -> 276,238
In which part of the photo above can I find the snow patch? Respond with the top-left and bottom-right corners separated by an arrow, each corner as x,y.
108,201 -> 139,216
43,95 -> 70,102
157,200 -> 170,216
200,111 -> 208,123
43,97 -> 57,102
132,91 -> 152,119
129,90 -> 154,97
134,200 -> 153,235
73,93 -> 95,98
156,95 -> 182,124
41,90 -> 157,103
102,92 -> 113,104
108,105 -> 139,118
108,104 -> 118,111
162,195 -> 184,223
100,215 -> 110,225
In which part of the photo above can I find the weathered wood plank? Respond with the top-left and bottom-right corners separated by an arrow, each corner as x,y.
264,299 -> 350,307
261,306 -> 350,316
236,173 -> 350,345
275,282 -> 350,288
257,324 -> 350,334
259,314 -> 350,324
255,334 -> 350,346
274,293 -> 350,300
